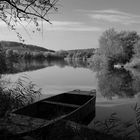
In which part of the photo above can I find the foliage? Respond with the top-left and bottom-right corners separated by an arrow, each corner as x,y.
119,31 -> 140,62
133,40 -> 140,58
98,29 -> 124,69
97,28 -> 140,69
1,41 -> 54,53
99,28 -> 123,59
90,54 -> 108,71
0,47 -> 7,73
0,0 -> 59,41
124,58 -> 140,69
0,42 -> 63,74
0,41 -> 96,65
65,49 -> 95,60
0,76 -> 41,117
55,50 -> 69,58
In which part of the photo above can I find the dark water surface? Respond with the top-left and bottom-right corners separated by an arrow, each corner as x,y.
4,59 -> 140,138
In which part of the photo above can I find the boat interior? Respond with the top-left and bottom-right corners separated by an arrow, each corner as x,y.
13,93 -> 93,120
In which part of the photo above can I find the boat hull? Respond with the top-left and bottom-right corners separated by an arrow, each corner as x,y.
64,93 -> 95,125
10,90 -> 96,138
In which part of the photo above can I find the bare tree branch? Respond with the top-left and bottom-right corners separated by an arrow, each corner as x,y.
0,0 -> 59,41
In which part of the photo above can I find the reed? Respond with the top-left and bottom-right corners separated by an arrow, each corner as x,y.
0,76 -> 41,118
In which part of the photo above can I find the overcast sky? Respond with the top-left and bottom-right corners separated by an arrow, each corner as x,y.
1,0 -> 140,50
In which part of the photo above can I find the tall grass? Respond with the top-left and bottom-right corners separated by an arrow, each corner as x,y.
0,76 -> 41,118
0,76 -> 41,139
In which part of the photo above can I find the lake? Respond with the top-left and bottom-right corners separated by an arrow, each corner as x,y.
4,59 -> 140,137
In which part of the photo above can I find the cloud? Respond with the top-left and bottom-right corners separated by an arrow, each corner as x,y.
51,21 -> 82,26
91,9 -> 135,16
44,21 -> 103,32
90,14 -> 132,24
0,20 -> 103,32
78,9 -> 140,25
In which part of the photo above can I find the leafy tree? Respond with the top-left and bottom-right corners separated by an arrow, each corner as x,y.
133,40 -> 140,58
99,28 -> 123,60
98,28 -> 140,69
118,31 -> 140,62
98,28 -> 124,69
55,50 -> 69,58
91,54 -> 108,71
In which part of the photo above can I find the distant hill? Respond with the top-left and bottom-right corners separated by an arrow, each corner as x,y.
0,41 -> 55,53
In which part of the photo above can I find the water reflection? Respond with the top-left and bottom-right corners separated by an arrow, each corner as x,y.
6,59 -> 53,74
5,59 -> 140,100
65,59 -> 89,68
97,69 -> 137,99
5,59 -> 90,74
4,59 -> 140,139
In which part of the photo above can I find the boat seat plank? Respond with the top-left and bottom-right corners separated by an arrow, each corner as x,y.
42,100 -> 80,108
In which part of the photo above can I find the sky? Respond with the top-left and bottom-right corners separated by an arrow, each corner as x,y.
1,0 -> 140,50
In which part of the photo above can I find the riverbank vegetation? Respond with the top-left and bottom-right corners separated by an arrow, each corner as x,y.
0,76 -> 41,139
91,28 -> 140,70
0,77 -> 41,118
0,41 -> 96,74
2,41 -> 95,61
63,48 -> 95,61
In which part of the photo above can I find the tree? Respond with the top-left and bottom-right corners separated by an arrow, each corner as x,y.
98,28 -> 140,69
134,40 -> 140,58
99,28 -> 123,59
119,31 -> 140,62
98,28 -> 124,68
0,0 -> 59,41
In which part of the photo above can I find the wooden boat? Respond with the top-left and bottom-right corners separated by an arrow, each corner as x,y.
2,90 -> 96,139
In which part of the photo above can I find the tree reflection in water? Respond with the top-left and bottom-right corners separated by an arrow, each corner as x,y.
97,68 -> 137,99
3,59 -> 91,74
94,68 -> 140,139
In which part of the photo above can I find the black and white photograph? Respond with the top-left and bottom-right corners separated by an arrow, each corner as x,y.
0,0 -> 140,139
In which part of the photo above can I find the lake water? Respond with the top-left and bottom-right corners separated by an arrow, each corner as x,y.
4,59 -> 140,138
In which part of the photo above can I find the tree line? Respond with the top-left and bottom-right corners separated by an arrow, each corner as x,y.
56,49 -> 95,61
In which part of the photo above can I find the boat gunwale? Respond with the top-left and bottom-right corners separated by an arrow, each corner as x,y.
63,91 -> 96,120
